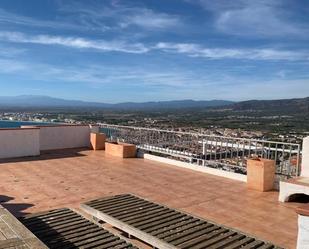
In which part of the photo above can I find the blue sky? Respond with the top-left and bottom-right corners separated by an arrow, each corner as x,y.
0,0 -> 308,103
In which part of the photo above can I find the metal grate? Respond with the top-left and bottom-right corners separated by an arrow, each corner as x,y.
82,194 -> 283,249
21,208 -> 138,249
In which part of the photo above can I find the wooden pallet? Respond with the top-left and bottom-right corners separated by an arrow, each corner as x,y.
21,208 -> 138,249
81,194 -> 283,249
0,205 -> 47,249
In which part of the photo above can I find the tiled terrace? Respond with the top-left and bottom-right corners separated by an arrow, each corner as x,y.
0,148 -> 299,248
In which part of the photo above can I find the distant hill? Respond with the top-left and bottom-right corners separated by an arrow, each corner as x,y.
112,99 -> 234,109
0,95 -> 233,110
0,95 -> 307,112
227,97 -> 309,113
0,95 -> 103,107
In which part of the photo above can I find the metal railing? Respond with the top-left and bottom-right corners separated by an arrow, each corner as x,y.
99,123 -> 301,179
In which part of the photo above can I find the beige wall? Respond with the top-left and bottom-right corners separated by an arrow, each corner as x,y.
38,125 -> 96,151
0,128 -> 40,159
0,125 -> 98,159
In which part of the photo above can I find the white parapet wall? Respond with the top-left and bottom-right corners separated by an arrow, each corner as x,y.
301,136 -> 309,177
0,128 -> 40,159
297,205 -> 309,249
297,215 -> 309,249
141,152 -> 247,182
0,124 -> 97,160
36,125 -> 97,151
279,180 -> 309,202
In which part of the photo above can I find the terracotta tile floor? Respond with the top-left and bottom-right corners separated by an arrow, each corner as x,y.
0,149 -> 299,248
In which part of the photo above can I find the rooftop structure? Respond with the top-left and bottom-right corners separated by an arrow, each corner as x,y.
0,147 -> 299,248
0,124 -> 307,249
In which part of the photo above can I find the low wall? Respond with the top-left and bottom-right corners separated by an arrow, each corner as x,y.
141,152 -> 247,182
0,125 -> 97,159
301,136 -> 309,177
296,204 -> 309,249
30,125 -> 98,151
0,128 -> 40,159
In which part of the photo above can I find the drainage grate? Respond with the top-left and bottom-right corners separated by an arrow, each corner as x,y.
81,194 -> 283,249
21,208 -> 138,249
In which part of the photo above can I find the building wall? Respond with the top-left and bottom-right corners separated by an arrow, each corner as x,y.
0,128 -> 40,159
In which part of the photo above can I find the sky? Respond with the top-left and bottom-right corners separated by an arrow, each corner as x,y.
0,0 -> 308,103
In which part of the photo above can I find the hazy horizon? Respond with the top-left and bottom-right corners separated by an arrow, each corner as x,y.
0,0 -> 308,102
0,94 -> 308,105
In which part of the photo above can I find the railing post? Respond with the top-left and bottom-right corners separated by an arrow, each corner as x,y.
296,145 -> 301,176
301,136 -> 309,177
202,140 -> 206,155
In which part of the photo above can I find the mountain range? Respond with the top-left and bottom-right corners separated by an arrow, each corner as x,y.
0,95 -> 233,109
0,95 -> 308,112
230,97 -> 309,112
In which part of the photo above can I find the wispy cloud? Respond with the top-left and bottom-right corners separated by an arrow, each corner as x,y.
0,8 -> 109,32
0,58 -> 28,73
58,1 -> 182,31
118,8 -> 180,29
0,58 -> 209,88
155,42 -> 309,61
1,56 -> 308,101
42,65 -> 214,88
0,31 -> 307,60
189,0 -> 309,38
0,32 -> 149,53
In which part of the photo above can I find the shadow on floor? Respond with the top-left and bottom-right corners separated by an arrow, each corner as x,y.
0,195 -> 34,217
21,215 -> 76,248
21,209 -> 97,248
0,148 -> 88,164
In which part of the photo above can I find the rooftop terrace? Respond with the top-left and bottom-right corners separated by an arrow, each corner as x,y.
0,148 -> 299,249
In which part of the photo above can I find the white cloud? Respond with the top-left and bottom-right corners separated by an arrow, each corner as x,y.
0,32 -> 149,54
119,8 -> 180,29
0,8 -> 109,32
190,0 -> 308,38
155,42 -> 309,61
1,57 -> 308,101
0,58 -> 207,87
58,1 -> 182,31
43,66 -> 209,88
0,31 -> 308,61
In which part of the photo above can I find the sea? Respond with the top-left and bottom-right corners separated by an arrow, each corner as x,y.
0,120 -> 54,128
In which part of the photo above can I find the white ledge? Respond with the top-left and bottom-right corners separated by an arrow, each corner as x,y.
141,152 -> 247,182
